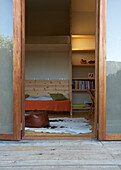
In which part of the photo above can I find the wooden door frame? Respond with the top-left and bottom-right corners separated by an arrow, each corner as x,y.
0,0 -> 22,141
98,0 -> 121,141
21,0 -> 25,138
21,0 -> 99,140
94,0 -> 99,139
98,0 -> 107,140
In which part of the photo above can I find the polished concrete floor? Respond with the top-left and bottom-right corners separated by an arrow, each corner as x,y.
0,140 -> 121,169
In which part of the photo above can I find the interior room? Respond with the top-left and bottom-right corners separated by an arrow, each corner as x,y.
24,0 -> 96,138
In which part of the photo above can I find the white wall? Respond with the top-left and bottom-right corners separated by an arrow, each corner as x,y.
72,12 -> 96,35
25,52 -> 70,80
72,0 -> 96,35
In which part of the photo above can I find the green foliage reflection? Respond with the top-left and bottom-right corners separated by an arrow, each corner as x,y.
0,33 -> 13,52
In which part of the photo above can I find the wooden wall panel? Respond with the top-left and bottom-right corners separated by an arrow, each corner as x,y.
25,80 -> 70,98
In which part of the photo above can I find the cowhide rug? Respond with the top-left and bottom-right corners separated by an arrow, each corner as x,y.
25,117 -> 92,134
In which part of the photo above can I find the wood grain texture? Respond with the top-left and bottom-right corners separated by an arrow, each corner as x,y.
69,49 -> 72,116
0,134 -> 14,140
21,0 -> 25,138
0,0 -> 22,141
23,136 -> 95,140
0,140 -> 121,168
106,134 -> 121,141
25,80 -> 70,98
69,0 -> 72,116
98,1 -> 121,141
72,107 -> 90,110
94,0 -> 99,139
13,0 -> 22,141
98,0 -> 107,140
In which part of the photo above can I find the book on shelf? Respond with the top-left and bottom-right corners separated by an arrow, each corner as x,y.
72,80 -> 95,90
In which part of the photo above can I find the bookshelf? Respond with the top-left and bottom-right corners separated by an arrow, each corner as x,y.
72,35 -> 95,51
72,78 -> 95,80
72,106 -> 91,110
72,49 -> 95,52
72,35 -> 95,111
72,89 -> 95,92
72,79 -> 95,90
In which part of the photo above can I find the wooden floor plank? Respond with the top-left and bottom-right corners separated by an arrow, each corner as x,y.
0,166 -> 120,170
0,141 -> 121,169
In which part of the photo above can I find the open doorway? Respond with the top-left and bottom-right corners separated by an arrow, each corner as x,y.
22,0 -> 98,140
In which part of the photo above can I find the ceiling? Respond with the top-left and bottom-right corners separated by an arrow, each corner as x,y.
25,0 -> 70,11
26,0 -> 95,12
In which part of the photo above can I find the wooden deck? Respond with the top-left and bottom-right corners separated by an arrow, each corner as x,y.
0,140 -> 121,169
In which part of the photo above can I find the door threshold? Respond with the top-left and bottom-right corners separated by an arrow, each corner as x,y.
23,135 -> 96,140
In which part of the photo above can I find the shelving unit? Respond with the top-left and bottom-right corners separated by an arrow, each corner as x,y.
72,106 -> 91,110
72,78 -> 95,80
72,89 -> 95,92
72,34 -> 95,111
72,64 -> 95,67
72,49 -> 95,52
72,35 -> 95,51
72,35 -> 95,39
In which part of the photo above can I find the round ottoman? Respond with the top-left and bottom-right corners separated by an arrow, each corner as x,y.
25,110 -> 50,128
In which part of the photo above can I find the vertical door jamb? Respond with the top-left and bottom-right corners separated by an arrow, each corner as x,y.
21,0 -> 25,138
94,0 -> 99,138
98,0 -> 107,140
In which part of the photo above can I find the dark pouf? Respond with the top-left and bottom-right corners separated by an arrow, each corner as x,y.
25,110 -> 50,128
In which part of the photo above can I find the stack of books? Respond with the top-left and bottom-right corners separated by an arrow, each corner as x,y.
72,80 -> 95,90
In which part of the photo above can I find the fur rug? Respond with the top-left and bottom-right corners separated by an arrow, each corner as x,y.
25,117 -> 92,134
